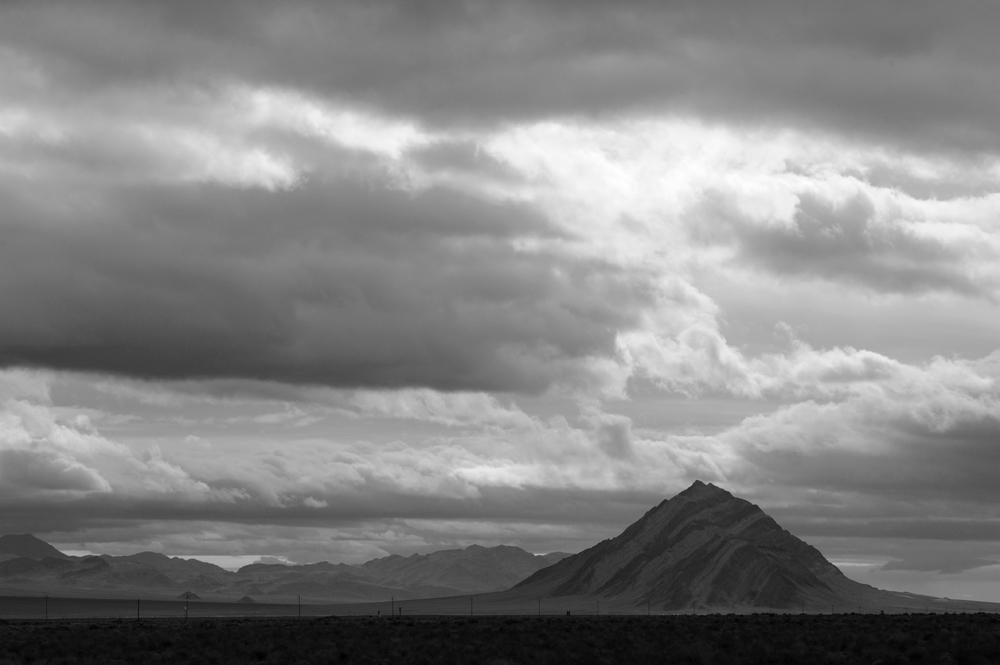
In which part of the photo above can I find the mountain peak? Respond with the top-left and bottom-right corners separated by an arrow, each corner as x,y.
677,480 -> 730,499
513,482 -> 858,611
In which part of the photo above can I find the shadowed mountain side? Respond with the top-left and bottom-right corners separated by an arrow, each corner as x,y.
362,544 -> 572,593
228,562 -> 448,602
0,538 -> 570,602
0,534 -> 68,560
508,481 -> 891,612
105,552 -> 234,578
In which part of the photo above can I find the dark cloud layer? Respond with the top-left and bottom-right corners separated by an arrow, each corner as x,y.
0,484 -> 662,537
737,401 -> 1000,508
4,0 -> 1000,156
0,177 -> 647,392
409,140 -> 525,183
881,556 -> 996,575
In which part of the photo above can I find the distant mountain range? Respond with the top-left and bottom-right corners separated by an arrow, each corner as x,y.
0,534 -> 571,602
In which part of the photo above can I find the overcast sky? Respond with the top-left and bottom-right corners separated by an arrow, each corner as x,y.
2,0 -> 1000,601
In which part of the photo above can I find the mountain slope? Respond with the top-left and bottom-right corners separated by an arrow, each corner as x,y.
512,481 -> 879,611
102,552 -> 235,589
363,544 -> 570,594
0,534 -> 68,560
0,535 -> 568,601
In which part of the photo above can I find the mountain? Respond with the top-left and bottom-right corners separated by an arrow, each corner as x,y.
222,544 -> 569,600
539,552 -> 573,566
0,534 -> 68,560
229,560 -> 419,602
0,553 -> 110,588
0,535 -> 569,602
512,480 -> 883,611
102,552 -> 235,590
362,544 -> 572,594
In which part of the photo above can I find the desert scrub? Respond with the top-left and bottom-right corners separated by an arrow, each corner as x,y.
1,613 -> 1000,664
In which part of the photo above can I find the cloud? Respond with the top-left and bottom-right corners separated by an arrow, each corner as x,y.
254,556 -> 291,565
3,34 -> 998,398
0,447 -> 111,495
692,350 -> 1000,548
0,370 -> 252,507
0,172 -> 651,393
881,556 -> 996,575
700,188 -> 1000,297
408,139 -> 525,184
0,368 -> 676,549
592,413 -> 634,461
5,0 -> 1000,157
347,389 -> 538,429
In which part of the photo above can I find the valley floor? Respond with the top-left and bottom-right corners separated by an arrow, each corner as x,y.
2,590 -> 995,621
2,612 -> 1000,664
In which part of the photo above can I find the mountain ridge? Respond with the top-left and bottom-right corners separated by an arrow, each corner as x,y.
511,480 -> 879,611
0,537 -> 571,602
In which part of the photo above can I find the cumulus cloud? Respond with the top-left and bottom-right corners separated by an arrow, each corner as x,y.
0,370 -> 253,510
699,350 -> 1000,547
700,187 -> 1000,297
0,447 -> 111,495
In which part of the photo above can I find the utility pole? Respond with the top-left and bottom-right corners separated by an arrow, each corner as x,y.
44,594 -> 48,621
391,597 -> 394,618
470,596 -> 474,616
298,595 -> 301,619
137,598 -> 140,621
538,598 -> 541,616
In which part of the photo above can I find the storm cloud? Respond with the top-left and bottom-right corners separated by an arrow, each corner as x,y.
0,175 -> 653,392
4,0 -> 1000,157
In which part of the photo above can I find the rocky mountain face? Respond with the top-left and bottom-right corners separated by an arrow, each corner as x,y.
0,534 -> 69,560
513,480 -> 877,611
0,538 -> 570,602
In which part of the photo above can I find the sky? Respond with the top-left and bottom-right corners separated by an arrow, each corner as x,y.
1,0 -> 1000,601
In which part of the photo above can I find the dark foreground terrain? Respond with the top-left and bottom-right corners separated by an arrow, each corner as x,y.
2,613 -> 1000,665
